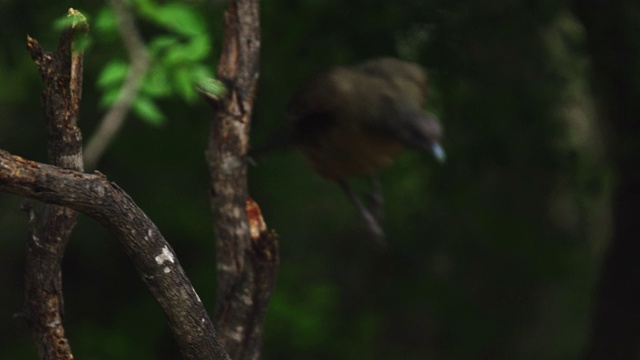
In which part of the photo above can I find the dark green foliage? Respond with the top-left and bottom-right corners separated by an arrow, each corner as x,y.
0,0 -> 619,358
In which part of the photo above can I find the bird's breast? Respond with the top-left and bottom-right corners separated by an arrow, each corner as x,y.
298,123 -> 404,180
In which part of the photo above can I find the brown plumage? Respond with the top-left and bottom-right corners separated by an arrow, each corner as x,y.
287,57 -> 444,181
253,57 -> 444,242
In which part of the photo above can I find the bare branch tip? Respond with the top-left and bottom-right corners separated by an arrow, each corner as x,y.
67,8 -> 88,30
26,36 -> 42,56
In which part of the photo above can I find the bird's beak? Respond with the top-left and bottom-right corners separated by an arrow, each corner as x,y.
431,142 -> 446,163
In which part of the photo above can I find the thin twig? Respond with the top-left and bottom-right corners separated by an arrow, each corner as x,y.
83,0 -> 149,170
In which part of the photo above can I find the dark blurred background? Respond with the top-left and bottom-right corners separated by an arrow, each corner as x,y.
1,0 -> 637,359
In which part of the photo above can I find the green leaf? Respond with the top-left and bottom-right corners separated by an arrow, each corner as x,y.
97,61 -> 129,89
158,36 -> 211,67
190,64 -> 214,84
170,64 -> 216,102
173,66 -> 197,102
149,4 -> 206,36
130,0 -> 157,18
196,77 -> 227,100
99,87 -> 122,108
140,68 -> 172,98
183,35 -> 211,62
148,35 -> 181,55
95,7 -> 118,36
132,96 -> 166,125
161,44 -> 192,66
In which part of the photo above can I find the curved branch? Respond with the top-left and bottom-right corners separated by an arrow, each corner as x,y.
83,0 -> 149,170
0,150 -> 230,360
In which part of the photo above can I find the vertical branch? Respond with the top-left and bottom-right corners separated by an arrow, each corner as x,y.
206,0 -> 279,359
21,9 -> 88,360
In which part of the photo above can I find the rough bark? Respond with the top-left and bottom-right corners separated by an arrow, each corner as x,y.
20,11 -> 87,359
0,151 -> 230,360
206,1 -> 279,359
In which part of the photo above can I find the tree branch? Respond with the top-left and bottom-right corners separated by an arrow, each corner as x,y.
21,9 -> 88,359
206,1 -> 279,359
83,0 -> 150,170
0,150 -> 230,360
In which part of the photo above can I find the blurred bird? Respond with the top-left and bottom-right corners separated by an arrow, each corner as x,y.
252,57 -> 444,243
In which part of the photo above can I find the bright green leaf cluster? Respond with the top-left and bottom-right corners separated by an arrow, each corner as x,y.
147,32 -> 214,103
94,0 -> 220,125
